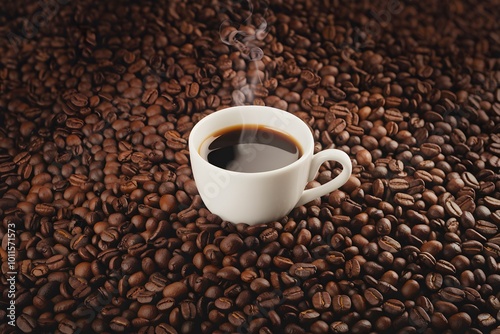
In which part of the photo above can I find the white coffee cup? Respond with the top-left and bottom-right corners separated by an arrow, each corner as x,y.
189,106 -> 352,225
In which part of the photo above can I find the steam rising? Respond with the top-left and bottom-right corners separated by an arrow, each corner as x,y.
218,0 -> 270,105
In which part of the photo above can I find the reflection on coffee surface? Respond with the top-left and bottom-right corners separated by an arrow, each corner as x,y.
200,124 -> 302,173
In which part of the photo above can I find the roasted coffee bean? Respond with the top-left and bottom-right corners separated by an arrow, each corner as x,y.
330,321 -> 349,334
228,311 -> 246,327
444,200 -> 463,217
250,278 -> 271,293
180,300 -> 196,320
260,228 -> 279,243
364,288 -> 383,306
299,309 -> 320,321
420,143 -> 441,158
163,282 -> 188,299
157,297 -> 176,311
217,266 -> 241,280
409,306 -> 430,328
394,193 -> 415,206
17,314 -> 37,333
449,312 -> 472,331
351,319 -> 372,334
477,313 -> 496,327
257,291 -> 280,308
439,287 -> 465,303
332,295 -> 352,313
345,258 -> 361,278
110,316 -> 130,332
462,240 -> 484,255
378,236 -> 401,253
155,323 -> 178,334
388,178 -> 410,191
475,220 -> 498,235
283,286 -> 305,302
435,259 -> 456,275
59,318 -> 78,334
289,263 -> 317,279
310,320 -> 329,333
383,299 -> 405,315
219,233 -> 244,255
312,291 -> 332,311
214,297 -> 233,311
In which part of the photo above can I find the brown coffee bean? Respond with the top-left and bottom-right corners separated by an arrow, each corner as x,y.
332,295 -> 352,313
250,277 -> 271,293
220,233 -> 244,255
110,316 -> 130,332
137,304 -> 158,320
180,300 -> 196,320
449,312 -> 472,331
157,297 -> 176,311
462,172 -> 480,189
484,242 -> 500,259
477,313 -> 496,327
17,313 -> 37,333
163,282 -> 188,299
70,93 -> 88,107
260,228 -> 279,243
475,220 -> 498,235
438,287 -> 465,303
409,306 -> 430,328
388,178 -> 410,191
330,321 -> 349,334
345,258 -> 361,278
155,323 -> 178,334
355,149 -> 372,167
364,288 -> 383,306
312,291 -> 332,311
228,311 -> 246,327
394,193 -> 415,206
420,143 -> 441,158
383,299 -> 405,315
257,291 -> 280,309
283,286 -> 304,302
462,240 -> 483,255
273,255 -> 294,269
378,236 -> 401,253
217,266 -> 241,280
289,263 -> 317,279
444,200 -> 463,217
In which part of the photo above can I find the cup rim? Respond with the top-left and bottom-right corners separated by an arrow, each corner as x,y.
189,106 -> 313,176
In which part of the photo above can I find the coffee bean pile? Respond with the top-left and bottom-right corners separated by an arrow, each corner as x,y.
1,0 -> 499,333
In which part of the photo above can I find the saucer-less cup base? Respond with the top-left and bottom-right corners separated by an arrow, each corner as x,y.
189,106 -> 352,225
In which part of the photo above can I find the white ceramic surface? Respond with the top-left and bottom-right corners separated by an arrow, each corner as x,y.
189,106 -> 352,225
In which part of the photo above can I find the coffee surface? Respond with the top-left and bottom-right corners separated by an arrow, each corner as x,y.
200,125 -> 302,172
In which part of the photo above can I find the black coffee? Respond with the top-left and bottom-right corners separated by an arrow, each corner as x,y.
200,125 -> 302,173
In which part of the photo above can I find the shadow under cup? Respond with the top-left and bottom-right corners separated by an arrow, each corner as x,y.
189,106 -> 317,224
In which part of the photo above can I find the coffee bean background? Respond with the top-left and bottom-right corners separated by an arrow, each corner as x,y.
0,0 -> 499,333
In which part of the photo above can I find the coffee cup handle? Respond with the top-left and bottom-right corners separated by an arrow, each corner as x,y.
296,150 -> 352,207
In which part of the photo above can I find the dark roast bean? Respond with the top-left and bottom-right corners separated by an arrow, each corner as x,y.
219,233 -> 244,255
312,291 -> 332,311
438,287 -> 465,303
289,263 -> 317,279
378,236 -> 401,253
330,321 -> 349,333
364,288 -> 383,306
17,314 -> 37,333
332,295 -> 352,313
383,299 -> 405,315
